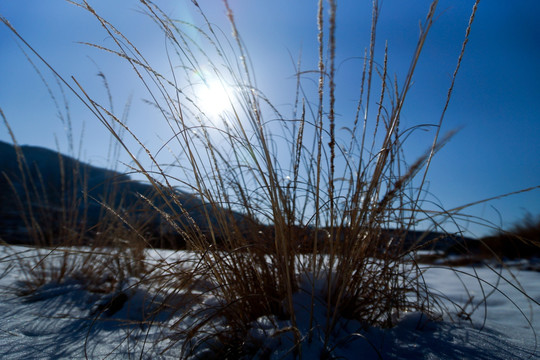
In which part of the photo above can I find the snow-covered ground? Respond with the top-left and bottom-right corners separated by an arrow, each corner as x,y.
0,245 -> 539,359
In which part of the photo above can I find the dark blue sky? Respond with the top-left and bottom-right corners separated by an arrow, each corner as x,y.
1,1 -> 539,237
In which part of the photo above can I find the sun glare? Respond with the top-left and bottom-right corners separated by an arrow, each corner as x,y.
197,79 -> 231,118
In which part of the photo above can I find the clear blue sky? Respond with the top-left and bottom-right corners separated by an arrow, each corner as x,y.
1,1 -> 539,237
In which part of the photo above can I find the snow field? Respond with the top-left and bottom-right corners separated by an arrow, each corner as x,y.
0,245 -> 538,359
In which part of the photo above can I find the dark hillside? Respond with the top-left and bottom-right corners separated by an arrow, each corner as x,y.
0,140 -> 232,248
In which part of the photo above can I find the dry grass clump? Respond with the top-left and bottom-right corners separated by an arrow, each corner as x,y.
55,0 -> 483,355
68,0 -> 483,356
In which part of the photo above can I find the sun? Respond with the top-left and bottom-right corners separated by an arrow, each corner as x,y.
197,78 -> 232,118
